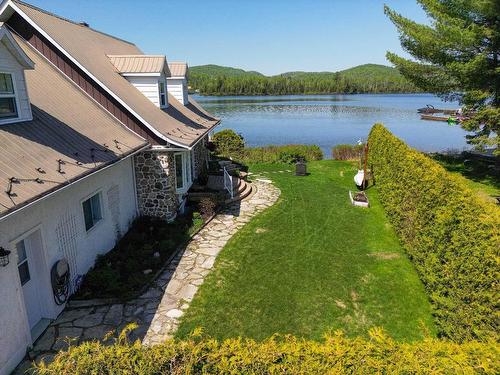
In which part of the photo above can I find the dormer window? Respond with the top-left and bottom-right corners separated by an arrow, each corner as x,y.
0,72 -> 17,119
167,62 -> 188,105
107,54 -> 170,108
159,81 -> 166,107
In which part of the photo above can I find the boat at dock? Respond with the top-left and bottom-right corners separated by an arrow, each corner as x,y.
417,104 -> 458,115
420,113 -> 461,124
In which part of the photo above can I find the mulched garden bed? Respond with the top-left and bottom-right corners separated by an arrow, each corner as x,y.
73,207 -> 211,301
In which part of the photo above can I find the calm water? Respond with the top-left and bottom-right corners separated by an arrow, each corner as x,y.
193,94 -> 469,157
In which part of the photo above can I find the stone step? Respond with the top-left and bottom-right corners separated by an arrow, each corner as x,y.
225,180 -> 253,204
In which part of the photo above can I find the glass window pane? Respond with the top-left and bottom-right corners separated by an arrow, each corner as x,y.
91,194 -> 102,221
175,154 -> 183,189
0,73 -> 14,94
18,261 -> 30,285
0,98 -> 17,118
159,82 -> 166,106
83,198 -> 94,231
16,241 -> 27,264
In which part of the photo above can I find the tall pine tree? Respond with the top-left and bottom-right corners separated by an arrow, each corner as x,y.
385,0 -> 500,154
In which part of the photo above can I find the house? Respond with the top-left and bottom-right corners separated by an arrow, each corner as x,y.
0,1 -> 219,373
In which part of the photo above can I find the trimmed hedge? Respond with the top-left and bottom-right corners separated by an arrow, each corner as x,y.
241,144 -> 323,164
35,327 -> 499,374
368,124 -> 500,342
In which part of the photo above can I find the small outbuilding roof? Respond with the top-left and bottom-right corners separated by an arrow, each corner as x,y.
108,55 -> 171,76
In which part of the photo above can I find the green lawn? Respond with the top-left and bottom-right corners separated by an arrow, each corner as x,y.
432,153 -> 500,203
176,161 -> 436,341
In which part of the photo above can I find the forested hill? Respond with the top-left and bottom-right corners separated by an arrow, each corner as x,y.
188,64 -> 418,95
189,64 -> 264,77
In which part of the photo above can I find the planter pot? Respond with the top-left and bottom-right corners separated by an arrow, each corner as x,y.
349,190 -> 369,208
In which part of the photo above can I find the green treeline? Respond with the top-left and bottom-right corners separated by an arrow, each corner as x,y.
188,64 -> 419,95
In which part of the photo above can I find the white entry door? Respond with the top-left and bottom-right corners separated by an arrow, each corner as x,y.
16,234 -> 42,330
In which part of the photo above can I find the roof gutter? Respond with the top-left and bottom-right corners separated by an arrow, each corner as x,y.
0,143 -> 149,223
2,0 -> 189,149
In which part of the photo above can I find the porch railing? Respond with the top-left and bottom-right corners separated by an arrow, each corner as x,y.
223,167 -> 234,199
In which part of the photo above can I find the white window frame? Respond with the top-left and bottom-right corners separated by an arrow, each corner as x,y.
0,71 -> 19,123
175,152 -> 192,193
81,191 -> 104,233
158,80 -> 167,108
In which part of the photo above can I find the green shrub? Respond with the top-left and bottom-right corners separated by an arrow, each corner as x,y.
34,327 -> 499,374
199,197 -> 217,219
212,129 -> 245,157
241,144 -> 323,164
332,144 -> 364,160
368,124 -> 500,342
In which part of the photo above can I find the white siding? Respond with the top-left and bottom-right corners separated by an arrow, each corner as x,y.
0,157 -> 138,375
167,77 -> 188,105
0,41 -> 32,125
125,76 -> 165,107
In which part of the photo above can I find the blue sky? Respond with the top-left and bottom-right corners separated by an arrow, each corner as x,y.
27,0 -> 429,75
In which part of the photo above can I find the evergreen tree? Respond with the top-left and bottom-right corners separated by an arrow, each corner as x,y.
385,0 -> 500,153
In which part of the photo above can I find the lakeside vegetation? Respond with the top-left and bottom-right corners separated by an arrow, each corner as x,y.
211,129 -> 323,163
188,64 -> 419,96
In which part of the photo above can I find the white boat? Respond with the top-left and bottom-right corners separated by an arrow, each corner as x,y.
354,170 -> 364,187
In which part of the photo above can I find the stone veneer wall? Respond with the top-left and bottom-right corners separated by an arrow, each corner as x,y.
192,135 -> 209,180
134,151 -> 178,220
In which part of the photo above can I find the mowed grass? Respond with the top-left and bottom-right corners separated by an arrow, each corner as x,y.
176,161 -> 436,341
432,153 -> 500,203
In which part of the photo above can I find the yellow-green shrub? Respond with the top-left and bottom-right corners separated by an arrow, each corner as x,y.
368,124 -> 500,342
34,328 -> 499,374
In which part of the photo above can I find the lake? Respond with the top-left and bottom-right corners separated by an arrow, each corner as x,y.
193,94 -> 469,158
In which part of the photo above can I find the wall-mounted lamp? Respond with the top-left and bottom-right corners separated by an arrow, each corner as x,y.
0,247 -> 11,267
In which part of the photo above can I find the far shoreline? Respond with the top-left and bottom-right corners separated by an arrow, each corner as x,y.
191,92 -> 432,97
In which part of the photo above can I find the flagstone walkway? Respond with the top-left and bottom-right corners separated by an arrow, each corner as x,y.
17,179 -> 280,372
143,179 -> 280,344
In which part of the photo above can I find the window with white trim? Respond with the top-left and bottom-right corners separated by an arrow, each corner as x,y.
159,81 -> 167,107
82,193 -> 103,231
0,73 -> 17,119
175,152 -> 192,191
